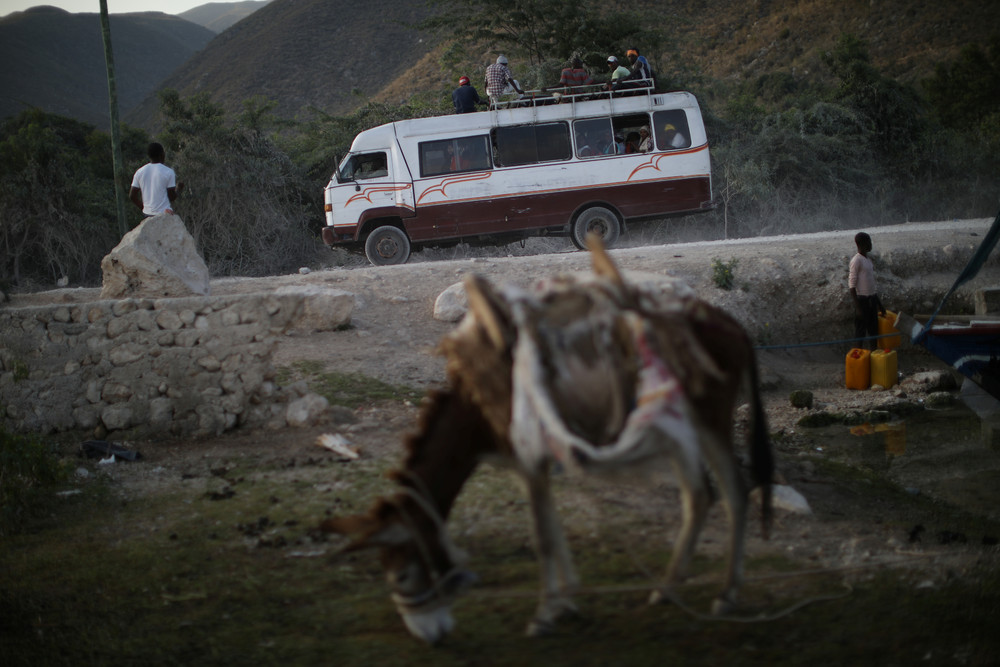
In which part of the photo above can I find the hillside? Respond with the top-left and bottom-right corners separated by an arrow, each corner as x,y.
178,0 -> 272,33
0,6 -> 214,130
126,0 -> 434,129
659,0 -> 999,85
377,0 -> 999,105
3,1 -> 996,133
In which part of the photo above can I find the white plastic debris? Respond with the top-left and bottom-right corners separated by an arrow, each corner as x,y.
771,484 -> 813,515
315,433 -> 360,459
98,455 -> 116,465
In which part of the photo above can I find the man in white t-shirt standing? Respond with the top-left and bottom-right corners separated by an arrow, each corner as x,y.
848,231 -> 886,350
130,142 -> 183,216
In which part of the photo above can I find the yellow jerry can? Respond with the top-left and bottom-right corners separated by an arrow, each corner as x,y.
846,348 -> 871,390
870,349 -> 898,388
878,311 -> 901,349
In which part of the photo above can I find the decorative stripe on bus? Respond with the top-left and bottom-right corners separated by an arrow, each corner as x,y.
413,172 -> 710,208
415,172 -> 493,205
344,183 -> 412,206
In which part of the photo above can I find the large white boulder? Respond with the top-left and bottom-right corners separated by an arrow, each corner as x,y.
100,214 -> 210,299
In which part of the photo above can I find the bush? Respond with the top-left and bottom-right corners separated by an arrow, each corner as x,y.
0,430 -> 69,535
711,257 -> 738,290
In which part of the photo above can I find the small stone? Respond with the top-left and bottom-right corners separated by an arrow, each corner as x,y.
789,390 -> 813,409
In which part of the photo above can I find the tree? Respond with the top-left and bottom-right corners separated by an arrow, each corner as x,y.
156,91 -> 320,276
923,37 -> 1000,134
420,0 -> 665,69
0,110 -> 124,287
823,34 -> 924,160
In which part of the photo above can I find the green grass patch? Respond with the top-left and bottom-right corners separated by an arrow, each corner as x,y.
277,361 -> 423,408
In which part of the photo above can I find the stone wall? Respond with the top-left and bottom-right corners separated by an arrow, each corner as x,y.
0,289 -> 353,438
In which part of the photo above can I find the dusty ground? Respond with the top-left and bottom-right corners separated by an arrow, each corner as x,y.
7,218 -> 1000,663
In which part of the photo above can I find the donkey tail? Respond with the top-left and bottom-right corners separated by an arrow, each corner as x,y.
746,352 -> 774,539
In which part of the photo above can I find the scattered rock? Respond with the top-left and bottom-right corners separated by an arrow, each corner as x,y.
434,282 -> 468,322
286,392 -> 330,427
273,285 -> 354,332
751,484 -> 812,514
206,487 -> 236,501
926,391 -> 956,408
100,214 -> 210,299
789,390 -> 814,409
900,370 -> 958,393
797,411 -> 844,428
315,433 -> 360,459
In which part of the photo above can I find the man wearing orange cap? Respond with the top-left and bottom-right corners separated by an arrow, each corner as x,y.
452,75 -> 484,114
626,48 -> 653,86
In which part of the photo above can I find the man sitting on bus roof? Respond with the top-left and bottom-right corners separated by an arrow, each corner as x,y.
485,55 -> 524,108
606,56 -> 631,92
452,75 -> 485,114
625,48 -> 653,88
554,57 -> 593,94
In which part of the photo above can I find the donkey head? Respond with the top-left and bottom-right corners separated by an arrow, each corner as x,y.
322,494 -> 476,644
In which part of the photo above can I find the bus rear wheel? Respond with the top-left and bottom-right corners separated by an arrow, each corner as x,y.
571,206 -> 621,250
364,225 -> 411,265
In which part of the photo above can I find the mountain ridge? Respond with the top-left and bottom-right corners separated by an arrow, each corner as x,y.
0,6 -> 214,129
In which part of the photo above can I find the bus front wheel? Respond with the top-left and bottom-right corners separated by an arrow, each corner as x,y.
571,207 -> 621,250
364,225 -> 411,265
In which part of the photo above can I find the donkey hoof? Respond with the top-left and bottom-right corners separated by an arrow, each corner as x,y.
648,588 -> 671,605
711,596 -> 735,616
526,618 -> 556,637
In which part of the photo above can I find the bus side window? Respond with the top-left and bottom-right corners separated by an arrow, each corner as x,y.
574,118 -> 613,158
492,123 -> 571,167
357,153 -> 388,179
652,110 -> 691,150
420,136 -> 491,176
341,152 -> 388,180
611,113 -> 652,154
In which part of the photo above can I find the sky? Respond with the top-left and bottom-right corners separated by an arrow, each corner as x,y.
0,1 -> 210,17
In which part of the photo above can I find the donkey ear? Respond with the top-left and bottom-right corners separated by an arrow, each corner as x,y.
586,233 -> 626,289
464,273 -> 513,350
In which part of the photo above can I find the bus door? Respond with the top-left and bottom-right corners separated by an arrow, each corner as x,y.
329,150 -> 414,238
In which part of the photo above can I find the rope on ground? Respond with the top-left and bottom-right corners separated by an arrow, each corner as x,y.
465,550 -> 957,624
755,331 -> 901,351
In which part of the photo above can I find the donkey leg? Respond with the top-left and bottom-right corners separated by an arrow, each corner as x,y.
522,469 -> 579,636
701,440 -> 748,615
649,460 -> 711,605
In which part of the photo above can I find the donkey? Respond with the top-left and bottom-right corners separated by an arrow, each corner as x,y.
324,239 -> 773,643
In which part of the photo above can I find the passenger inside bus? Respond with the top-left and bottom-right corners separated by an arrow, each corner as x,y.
638,126 -> 653,152
625,132 -> 640,153
653,110 -> 692,150
447,144 -> 468,171
342,152 -> 388,180
662,123 -> 687,148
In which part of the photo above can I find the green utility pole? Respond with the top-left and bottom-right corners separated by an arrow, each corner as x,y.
99,0 -> 128,236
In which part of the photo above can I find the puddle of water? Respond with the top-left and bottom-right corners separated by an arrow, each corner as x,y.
801,403 -> 1000,521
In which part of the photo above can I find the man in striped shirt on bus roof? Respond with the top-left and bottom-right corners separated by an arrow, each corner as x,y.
557,57 -> 593,90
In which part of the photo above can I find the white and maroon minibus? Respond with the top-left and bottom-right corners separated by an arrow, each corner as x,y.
322,87 -> 713,265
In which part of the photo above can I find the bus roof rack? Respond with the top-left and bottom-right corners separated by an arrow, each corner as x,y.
490,81 -> 656,110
